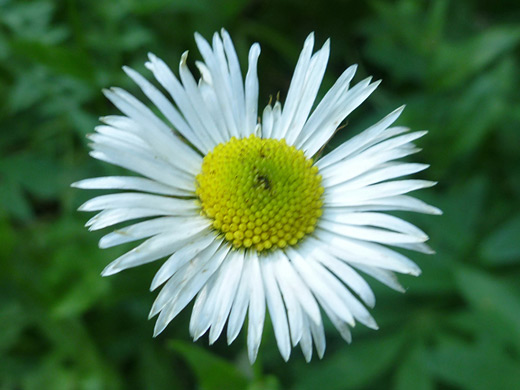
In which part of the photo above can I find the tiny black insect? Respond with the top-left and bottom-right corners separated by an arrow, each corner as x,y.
257,175 -> 271,190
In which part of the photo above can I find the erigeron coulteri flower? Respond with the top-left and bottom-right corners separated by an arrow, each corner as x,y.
74,30 -> 440,363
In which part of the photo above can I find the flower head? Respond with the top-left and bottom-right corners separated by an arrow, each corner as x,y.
74,30 -> 440,362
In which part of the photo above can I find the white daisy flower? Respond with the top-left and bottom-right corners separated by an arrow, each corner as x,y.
74,30 -> 440,363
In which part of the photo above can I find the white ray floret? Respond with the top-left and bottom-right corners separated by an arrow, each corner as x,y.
76,29 -> 439,363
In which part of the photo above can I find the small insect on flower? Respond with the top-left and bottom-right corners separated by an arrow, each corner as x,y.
74,30 -> 441,363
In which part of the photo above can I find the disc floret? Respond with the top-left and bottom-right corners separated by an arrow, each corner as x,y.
196,135 -> 323,252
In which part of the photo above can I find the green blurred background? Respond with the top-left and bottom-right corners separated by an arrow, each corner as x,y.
1,0 -> 520,389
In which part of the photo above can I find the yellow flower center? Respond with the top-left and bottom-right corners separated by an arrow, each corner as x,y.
196,134 -> 323,252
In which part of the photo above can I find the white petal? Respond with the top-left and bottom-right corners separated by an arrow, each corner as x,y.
321,144 -> 426,187
208,251 -> 245,344
322,210 -> 428,240
197,75 -> 230,140
299,314 -> 313,362
85,208 -> 174,231
271,33 -> 315,140
99,216 -> 209,249
178,52 -> 226,147
314,228 -> 421,276
72,176 -> 189,197
261,104 -> 274,139
324,163 -> 430,193
294,64 -> 358,148
272,253 -> 303,346
88,147 -> 196,192
247,253 -> 266,363
285,247 -> 355,326
299,78 -> 380,157
318,219 -> 427,245
101,231 -> 191,276
91,124 -> 150,151
244,43 -> 261,136
227,251 -> 254,344
309,315 -> 326,359
353,264 -> 405,293
306,238 -> 376,307
316,106 -> 404,169
103,86 -> 204,165
261,255 -> 291,361
276,252 -> 322,325
153,242 -> 230,335
150,230 -> 216,291
194,32 -> 240,138
144,53 -> 207,151
324,180 -> 437,207
322,306 -> 353,343
221,30 -> 246,130
324,195 -> 443,215
79,193 -> 198,214
285,39 -> 330,145
121,65 -> 208,167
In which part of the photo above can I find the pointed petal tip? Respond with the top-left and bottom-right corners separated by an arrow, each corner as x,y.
101,264 -> 119,277
247,352 -> 258,364
149,277 -> 162,292
152,325 -> 164,338
407,265 -> 422,277
366,317 -> 379,330
372,79 -> 383,88
180,50 -> 189,65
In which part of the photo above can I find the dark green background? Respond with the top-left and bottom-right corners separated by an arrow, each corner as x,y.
1,0 -> 520,389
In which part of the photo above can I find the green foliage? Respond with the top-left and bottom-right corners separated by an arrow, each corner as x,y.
1,0 -> 519,389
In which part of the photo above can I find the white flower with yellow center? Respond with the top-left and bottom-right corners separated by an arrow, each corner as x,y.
74,30 -> 440,362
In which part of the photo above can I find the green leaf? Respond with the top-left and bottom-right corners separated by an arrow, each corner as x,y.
247,375 -> 281,390
1,154 -> 64,199
394,345 -> 434,390
454,266 -> 520,346
11,40 -> 95,81
431,26 -> 520,88
480,214 -> 520,265
293,333 -> 405,390
425,337 -> 520,390
169,340 -> 249,390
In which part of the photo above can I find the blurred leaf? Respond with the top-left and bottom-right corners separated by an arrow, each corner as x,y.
11,40 -> 95,81
425,337 -> 520,390
293,333 -> 405,390
0,0 -> 66,43
247,375 -> 281,390
454,266 -> 520,346
0,178 -> 32,220
169,340 -> 249,390
480,214 -> 520,265
445,310 -> 520,352
130,0 -> 209,14
423,177 -> 486,256
394,345 -> 433,390
432,26 -> 520,88
138,344 -> 184,390
1,154 -> 65,199
51,269 -> 109,319
0,301 -> 27,352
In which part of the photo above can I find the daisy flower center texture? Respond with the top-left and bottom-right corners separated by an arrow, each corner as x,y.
75,29 -> 440,363
197,135 -> 323,251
